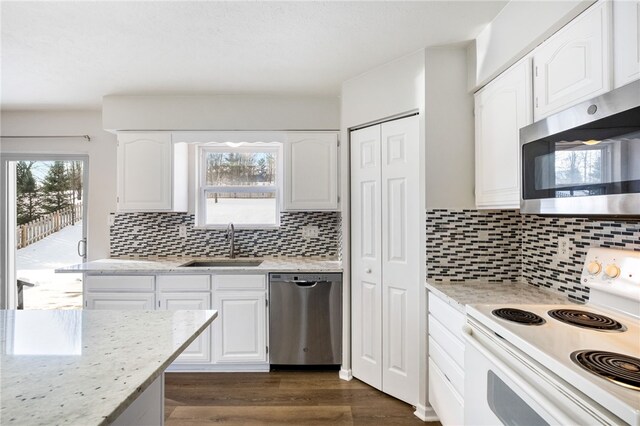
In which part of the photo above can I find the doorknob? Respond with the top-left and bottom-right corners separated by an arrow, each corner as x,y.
364,268 -> 372,274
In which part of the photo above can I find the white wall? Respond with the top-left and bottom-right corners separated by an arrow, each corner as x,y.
103,95 -> 340,131
0,110 -> 116,260
474,0 -> 594,88
425,47 -> 476,209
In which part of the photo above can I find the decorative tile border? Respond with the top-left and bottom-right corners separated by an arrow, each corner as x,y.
110,211 -> 341,259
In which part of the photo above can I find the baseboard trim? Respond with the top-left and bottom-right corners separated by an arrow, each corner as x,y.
338,368 -> 353,381
414,404 -> 439,422
166,363 -> 270,373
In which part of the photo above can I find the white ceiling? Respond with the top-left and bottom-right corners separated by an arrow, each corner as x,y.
1,1 -> 507,110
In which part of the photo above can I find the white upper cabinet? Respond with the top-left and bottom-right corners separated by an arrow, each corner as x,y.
533,0 -> 611,121
475,58 -> 533,209
283,132 -> 339,211
613,0 -> 640,88
117,132 -> 188,212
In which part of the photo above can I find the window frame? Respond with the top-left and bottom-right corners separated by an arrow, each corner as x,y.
195,142 -> 283,229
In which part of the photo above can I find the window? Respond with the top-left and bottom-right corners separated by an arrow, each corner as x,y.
197,142 -> 281,227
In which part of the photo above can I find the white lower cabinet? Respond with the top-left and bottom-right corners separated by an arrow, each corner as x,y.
84,273 -> 268,371
212,291 -> 267,363
428,291 -> 466,426
159,291 -> 212,364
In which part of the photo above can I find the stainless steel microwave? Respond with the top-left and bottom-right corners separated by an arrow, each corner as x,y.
520,80 -> 640,216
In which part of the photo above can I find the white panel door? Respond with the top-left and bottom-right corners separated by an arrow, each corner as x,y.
350,124 -> 383,391
533,1 -> 611,120
380,116 -> 420,405
159,292 -> 212,364
85,292 -> 155,310
613,0 -> 640,88
213,291 -> 267,363
117,132 -> 172,211
475,58 -> 533,209
284,133 -> 339,211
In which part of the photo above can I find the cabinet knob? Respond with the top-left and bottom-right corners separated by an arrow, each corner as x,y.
604,264 -> 621,279
364,268 -> 372,274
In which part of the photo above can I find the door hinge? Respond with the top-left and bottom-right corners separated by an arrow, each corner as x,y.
158,301 -> 161,308
265,299 -> 268,307
85,300 -> 87,308
535,97 -> 539,108
535,66 -> 538,77
266,346 -> 269,354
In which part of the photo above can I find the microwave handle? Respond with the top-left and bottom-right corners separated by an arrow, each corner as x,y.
462,325 -> 578,426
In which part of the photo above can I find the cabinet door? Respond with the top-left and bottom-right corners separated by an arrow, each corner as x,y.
475,59 -> 533,209
284,133 -> 339,211
117,132 -> 173,211
350,124 -> 383,391
159,292 -> 211,363
613,0 -> 640,88
85,292 -> 155,310
212,291 -> 267,363
533,1 -> 611,121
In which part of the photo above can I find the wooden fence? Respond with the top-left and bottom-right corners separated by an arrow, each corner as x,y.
16,204 -> 83,249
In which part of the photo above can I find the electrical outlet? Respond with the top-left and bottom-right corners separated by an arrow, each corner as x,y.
557,236 -> 573,261
301,225 -> 319,239
107,213 -> 115,227
178,224 -> 188,238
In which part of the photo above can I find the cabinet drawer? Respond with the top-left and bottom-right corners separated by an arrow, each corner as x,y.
428,293 -> 465,338
214,274 -> 266,290
157,275 -> 210,291
429,358 -> 463,426
428,314 -> 464,369
429,336 -> 464,397
85,275 -> 155,292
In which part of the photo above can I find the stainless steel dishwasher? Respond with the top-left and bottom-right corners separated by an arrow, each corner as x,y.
269,273 -> 342,365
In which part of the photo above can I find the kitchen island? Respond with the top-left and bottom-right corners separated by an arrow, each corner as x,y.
0,309 -> 216,425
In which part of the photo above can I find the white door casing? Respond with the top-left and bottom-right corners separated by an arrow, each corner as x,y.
380,116 -> 420,405
350,124 -> 383,391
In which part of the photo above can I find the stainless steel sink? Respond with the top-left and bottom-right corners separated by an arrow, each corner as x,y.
179,259 -> 264,268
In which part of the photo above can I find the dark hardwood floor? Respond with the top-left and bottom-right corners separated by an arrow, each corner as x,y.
165,371 -> 441,425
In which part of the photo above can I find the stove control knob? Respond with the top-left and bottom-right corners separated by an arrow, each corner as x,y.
604,264 -> 621,279
587,261 -> 602,275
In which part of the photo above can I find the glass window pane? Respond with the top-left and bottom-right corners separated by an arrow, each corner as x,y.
205,151 -> 277,186
204,192 -> 276,226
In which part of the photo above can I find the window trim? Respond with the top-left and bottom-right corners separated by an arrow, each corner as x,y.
195,142 -> 283,229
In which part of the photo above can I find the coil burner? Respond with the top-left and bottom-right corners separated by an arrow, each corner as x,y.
491,308 -> 546,325
548,309 -> 626,332
571,350 -> 640,391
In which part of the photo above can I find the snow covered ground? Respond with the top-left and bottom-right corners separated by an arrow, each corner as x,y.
16,221 -> 84,310
206,198 -> 276,225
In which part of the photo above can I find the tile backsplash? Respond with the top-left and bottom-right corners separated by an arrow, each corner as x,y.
110,211 -> 340,259
426,209 -> 521,282
426,209 -> 640,302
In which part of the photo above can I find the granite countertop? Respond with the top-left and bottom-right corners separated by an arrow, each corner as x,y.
426,280 -> 576,313
56,257 -> 343,274
0,309 -> 217,425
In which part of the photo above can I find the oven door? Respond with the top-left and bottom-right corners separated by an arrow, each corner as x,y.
462,322 -> 615,426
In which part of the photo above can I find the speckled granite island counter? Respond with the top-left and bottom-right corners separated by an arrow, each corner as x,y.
426,280 -> 576,313
0,309 -> 216,425
56,257 -> 342,274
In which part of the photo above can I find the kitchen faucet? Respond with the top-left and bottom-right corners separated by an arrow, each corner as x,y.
226,223 -> 235,259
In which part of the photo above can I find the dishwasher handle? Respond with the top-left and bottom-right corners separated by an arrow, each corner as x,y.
278,280 -> 323,287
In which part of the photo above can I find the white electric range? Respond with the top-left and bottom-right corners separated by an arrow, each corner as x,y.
464,247 -> 640,425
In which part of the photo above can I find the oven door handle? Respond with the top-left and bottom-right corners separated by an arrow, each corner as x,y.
462,325 -> 578,426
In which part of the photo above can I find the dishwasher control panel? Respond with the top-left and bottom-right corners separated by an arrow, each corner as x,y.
269,273 -> 342,283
